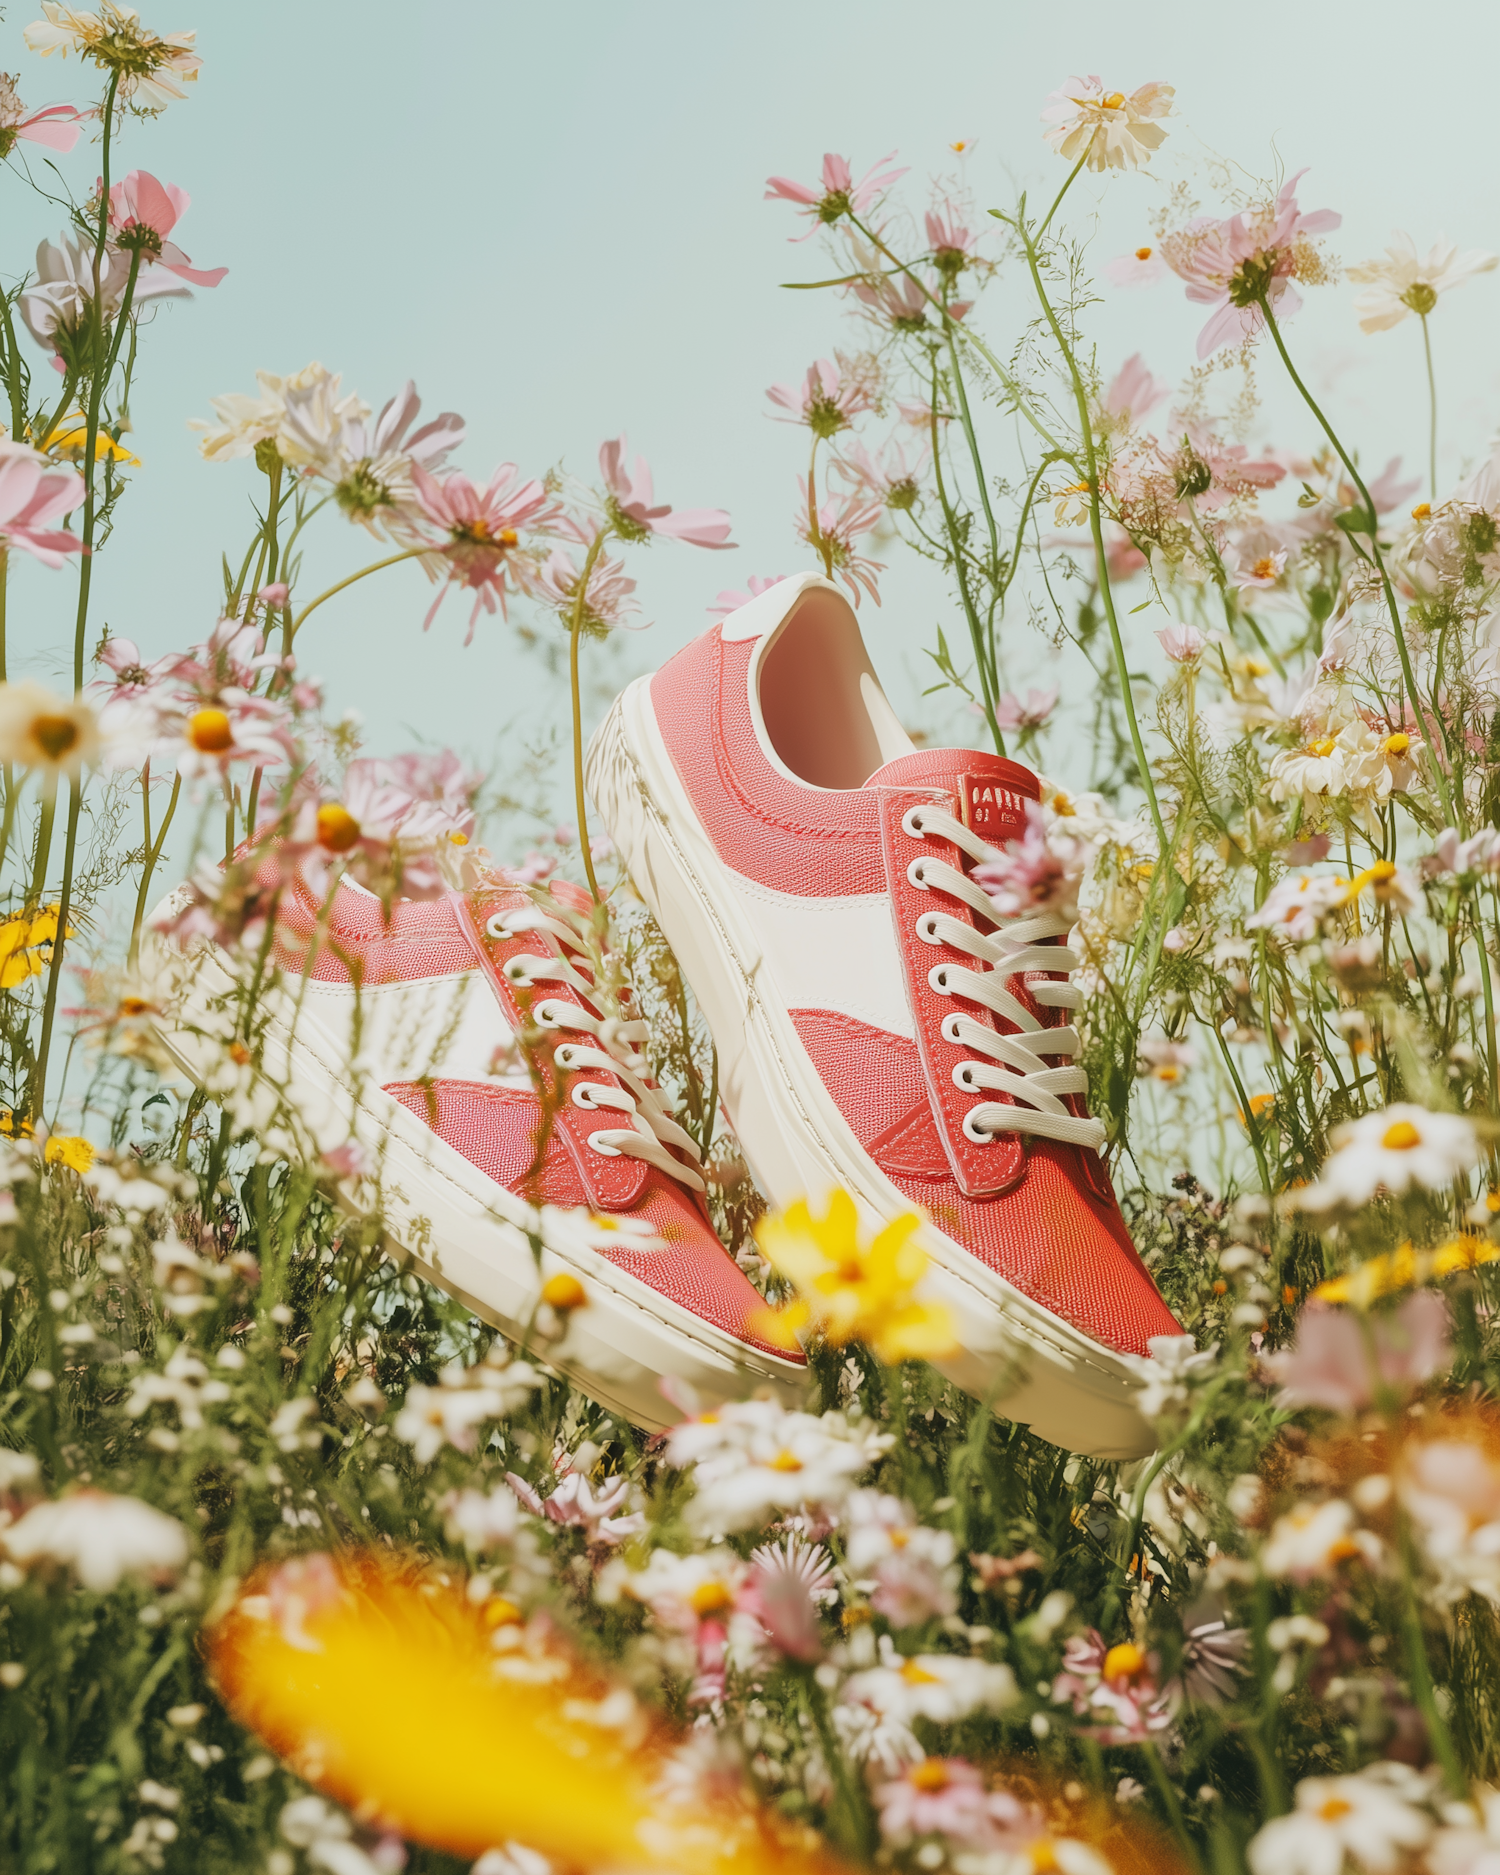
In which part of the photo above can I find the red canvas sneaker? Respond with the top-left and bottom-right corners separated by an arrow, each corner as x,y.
144,859 -> 804,1431
586,571 -> 1181,1458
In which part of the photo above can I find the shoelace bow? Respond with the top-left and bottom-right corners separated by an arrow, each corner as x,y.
904,803 -> 1106,1154
485,904 -> 707,1193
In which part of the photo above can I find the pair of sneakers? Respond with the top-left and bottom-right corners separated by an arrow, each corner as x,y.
149,573 -> 1179,1457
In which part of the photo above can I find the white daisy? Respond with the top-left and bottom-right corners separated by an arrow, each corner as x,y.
1348,232 -> 1499,333
1246,1763 -> 1433,1875
1261,1498 -> 1380,1583
1040,76 -> 1174,172
840,1634 -> 1018,1726
2,1490 -> 189,1591
1303,1103 -> 1481,1209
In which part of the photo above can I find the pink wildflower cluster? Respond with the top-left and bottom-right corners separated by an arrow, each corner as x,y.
972,800 -> 1088,921
1052,1631 -> 1174,1744
0,442 -> 85,567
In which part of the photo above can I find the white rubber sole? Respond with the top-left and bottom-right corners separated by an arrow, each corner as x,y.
586,678 -> 1157,1459
139,916 -> 807,1434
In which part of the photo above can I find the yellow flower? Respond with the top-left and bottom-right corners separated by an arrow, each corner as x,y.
0,903 -> 74,989
1313,1235 -> 1500,1306
210,1552 -> 848,1874
44,1135 -> 94,1174
42,416 -> 142,466
751,1190 -> 956,1365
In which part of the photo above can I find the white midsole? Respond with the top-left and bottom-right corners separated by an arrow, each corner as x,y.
586,677 -> 1156,1460
139,923 -> 806,1434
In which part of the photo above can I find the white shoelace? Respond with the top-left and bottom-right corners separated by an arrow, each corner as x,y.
485,904 -> 707,1193
904,803 -> 1106,1154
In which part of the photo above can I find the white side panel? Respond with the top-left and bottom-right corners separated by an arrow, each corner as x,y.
294,971 -> 529,1088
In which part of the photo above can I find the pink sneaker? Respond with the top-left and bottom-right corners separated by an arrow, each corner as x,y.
145,860 -> 804,1430
587,571 -> 1180,1457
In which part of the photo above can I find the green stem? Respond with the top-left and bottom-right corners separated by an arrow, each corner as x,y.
1140,1738 -> 1206,1875
26,783 -> 56,911
1018,214 -> 1167,850
1254,288 -> 1456,826
567,530 -> 610,902
1036,151 -> 1089,239
929,371 -> 1004,756
31,779 -> 79,1121
1421,313 -> 1437,503
285,546 -> 428,650
129,772 -> 181,968
0,289 -> 26,444
807,433 -> 832,578
1397,1520 -> 1466,1794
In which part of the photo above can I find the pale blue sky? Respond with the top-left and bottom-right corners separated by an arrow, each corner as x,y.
4,0 -> 1499,889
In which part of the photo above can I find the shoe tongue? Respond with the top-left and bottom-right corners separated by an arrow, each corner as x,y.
865,748 -> 1038,844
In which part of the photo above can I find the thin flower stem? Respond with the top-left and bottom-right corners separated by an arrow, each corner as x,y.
929,374 -> 1004,756
567,529 -> 610,902
1017,216 -> 1168,851
1254,289 -> 1457,827
1036,151 -> 1089,240
0,289 -> 27,442
1140,1738 -> 1206,1875
807,434 -> 832,577
285,547 -> 429,649
1396,1518 -> 1466,1794
128,771 -> 181,969
1421,313 -> 1438,502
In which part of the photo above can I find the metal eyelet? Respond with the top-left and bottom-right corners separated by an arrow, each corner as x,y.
901,806 -> 929,840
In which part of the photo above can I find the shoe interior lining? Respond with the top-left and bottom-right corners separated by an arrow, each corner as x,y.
757,588 -> 914,789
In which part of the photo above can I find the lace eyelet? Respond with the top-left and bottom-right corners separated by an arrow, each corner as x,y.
940,1012 -> 966,1046
901,806 -> 930,840
570,1083 -> 601,1110
503,958 -> 532,985
928,964 -> 953,995
531,999 -> 567,1029
953,1063 -> 979,1091
906,858 -> 931,892
916,911 -> 944,946
485,911 -> 514,941
962,1110 -> 996,1145
586,1130 -> 622,1158
554,1044 -> 581,1070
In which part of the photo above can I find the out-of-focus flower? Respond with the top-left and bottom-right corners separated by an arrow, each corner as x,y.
1296,1104 -> 1480,1210
1161,169 -> 1341,358
767,356 -> 878,439
1051,478 -> 1093,526
1174,1619 -> 1250,1705
392,1361 -> 543,1464
598,436 -> 733,549
1260,1497 -> 1380,1581
1104,244 -> 1167,287
1040,76 -> 1174,171
1155,623 -> 1207,663
188,362 -> 358,464
2,1489 -> 189,1590
834,435 -> 928,511
0,74 -> 82,158
1100,353 -> 1169,430
1401,1430 -> 1500,1606
441,1483 -> 522,1553
1260,1292 -> 1452,1409
280,377 -> 464,538
20,224 -> 193,363
0,442 -> 85,567
0,681 -> 103,776
993,686 -> 1058,732
1348,232 -> 1498,333
751,1190 -> 956,1364
1052,1633 -> 1173,1745
1427,1787 -> 1500,1875
535,547 -> 640,633
796,484 -> 885,607
506,1468 -> 644,1546
1313,1236 -> 1500,1307
0,902 -> 70,989
1138,1036 -> 1196,1085
1235,545 -> 1288,593
107,170 -> 226,289
841,1634 -> 1017,1726
707,573 -> 787,619
412,461 -> 552,640
744,1533 -> 836,1663
25,5 -> 201,114
843,1490 -> 959,1624
1246,1764 -> 1432,1875
875,1758 -> 995,1848
1245,871 -> 1346,942
664,1396 -> 890,1535
972,799 -> 1088,920
763,150 -> 908,237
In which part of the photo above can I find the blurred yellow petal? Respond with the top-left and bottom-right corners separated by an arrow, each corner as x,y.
210,1553 -> 853,1875
44,425 -> 142,466
44,1135 -> 94,1173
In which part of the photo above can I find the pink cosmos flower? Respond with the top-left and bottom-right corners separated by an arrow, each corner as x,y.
107,171 -> 227,289
834,435 -> 928,510
1156,623 -> 1207,663
876,1759 -> 996,1847
1161,168 -> 1341,358
925,204 -> 978,274
1179,428 -> 1287,511
0,442 -> 85,567
1102,353 -> 1170,428
505,1469 -> 644,1545
1053,1630 -> 1173,1745
707,573 -> 788,619
795,484 -> 885,607
1363,456 -> 1423,515
972,800 -> 1086,920
410,461 -> 552,640
1236,545 -> 1289,592
1260,1292 -> 1452,1413
499,849 -> 558,887
763,150 -> 908,238
740,1534 -> 834,1663
853,268 -> 934,330
535,545 -> 640,631
257,582 -> 289,608
1104,244 -> 1167,287
0,76 -> 83,156
993,686 -> 1058,732
766,357 -> 877,438
598,436 -> 734,549
94,636 -> 177,701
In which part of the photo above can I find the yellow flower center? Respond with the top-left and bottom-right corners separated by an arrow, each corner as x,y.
540,1272 -> 586,1313
1411,503 -> 1432,522
1381,1120 -> 1422,1151
689,1580 -> 735,1617
768,1449 -> 803,1473
1100,91 -> 1125,109
31,714 -> 79,761
448,831 -> 469,846
1318,1797 -> 1353,1822
188,708 -> 233,754
1029,1846 -> 1059,1875
900,1659 -> 942,1685
1135,246 -> 1153,261
889,1527 -> 911,1550
1102,1641 -> 1147,1683
909,1760 -> 951,1791
1384,733 -> 1410,756
1252,556 -> 1279,580
1309,737 -> 1336,758
482,1596 -> 521,1629
316,804 -> 361,853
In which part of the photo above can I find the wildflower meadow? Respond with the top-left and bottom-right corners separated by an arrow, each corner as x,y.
4,12 -> 1500,1875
